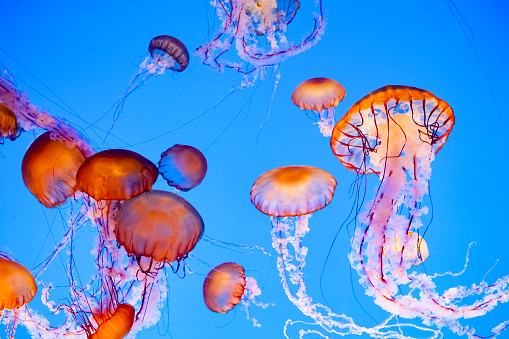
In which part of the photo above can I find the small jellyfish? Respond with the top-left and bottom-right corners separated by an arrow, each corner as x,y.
0,257 -> 37,310
114,190 -> 204,263
203,262 -> 246,314
77,149 -> 158,201
0,102 -> 18,141
291,78 -> 346,137
383,232 -> 429,266
147,35 -> 189,73
158,144 -> 207,192
22,131 -> 87,208
89,303 -> 135,339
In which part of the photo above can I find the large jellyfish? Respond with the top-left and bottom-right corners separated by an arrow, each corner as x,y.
291,77 -> 346,137
195,0 -> 325,86
158,144 -> 208,192
330,85 -> 509,336
113,190 -> 204,264
21,131 -> 88,208
76,149 -> 158,202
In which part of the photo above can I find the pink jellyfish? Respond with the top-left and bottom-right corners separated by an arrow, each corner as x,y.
331,85 -> 509,336
291,77 -> 346,137
251,166 -> 341,327
195,0 -> 324,86
158,144 -> 207,192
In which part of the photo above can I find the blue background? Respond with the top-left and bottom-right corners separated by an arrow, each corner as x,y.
1,0 -> 508,338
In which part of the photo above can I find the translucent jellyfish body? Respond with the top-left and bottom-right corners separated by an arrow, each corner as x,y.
292,77 -> 346,137
22,131 -> 87,208
203,262 -> 246,314
158,144 -> 207,191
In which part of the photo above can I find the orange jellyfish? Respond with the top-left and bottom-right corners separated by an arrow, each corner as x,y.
250,166 -> 336,319
89,303 -> 135,339
76,149 -> 158,201
22,131 -> 88,208
0,102 -> 17,141
0,257 -> 37,310
158,144 -> 207,192
114,190 -> 204,264
383,232 -> 429,266
291,78 -> 346,137
203,262 -> 246,314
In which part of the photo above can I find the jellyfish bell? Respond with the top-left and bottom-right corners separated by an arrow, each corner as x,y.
0,102 -> 18,141
245,0 -> 301,36
158,144 -> 207,192
147,35 -> 189,73
89,303 -> 135,339
203,262 -> 246,314
0,257 -> 37,310
250,165 -> 336,217
22,131 -> 88,208
114,190 -> 204,264
76,149 -> 158,201
291,78 -> 346,137
330,85 -> 454,175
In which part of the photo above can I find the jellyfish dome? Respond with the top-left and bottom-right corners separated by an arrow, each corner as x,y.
148,35 -> 189,73
77,149 -> 158,201
114,190 -> 204,263
291,77 -> 346,137
203,262 -> 246,314
0,102 -> 17,141
0,258 -> 37,310
250,165 -> 336,217
22,131 -> 88,208
158,144 -> 207,192
89,303 -> 135,339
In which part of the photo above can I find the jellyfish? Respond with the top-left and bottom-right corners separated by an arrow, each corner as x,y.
113,189 -> 204,264
0,102 -> 18,141
330,85 -> 509,336
21,131 -> 88,208
89,303 -> 135,339
107,35 -> 189,140
203,262 -> 267,326
291,77 -> 346,137
195,0 -> 325,87
0,257 -> 37,311
250,166 -> 343,327
158,144 -> 207,192
76,149 -> 158,202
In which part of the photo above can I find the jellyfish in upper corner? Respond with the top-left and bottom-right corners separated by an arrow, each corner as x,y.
291,78 -> 346,137
330,85 -> 509,336
158,144 -> 207,192
0,102 -> 18,142
195,0 -> 325,87
22,131 -> 89,208
250,166 -> 337,325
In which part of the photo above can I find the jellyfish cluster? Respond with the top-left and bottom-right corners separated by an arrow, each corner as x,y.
1,2 -> 509,339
